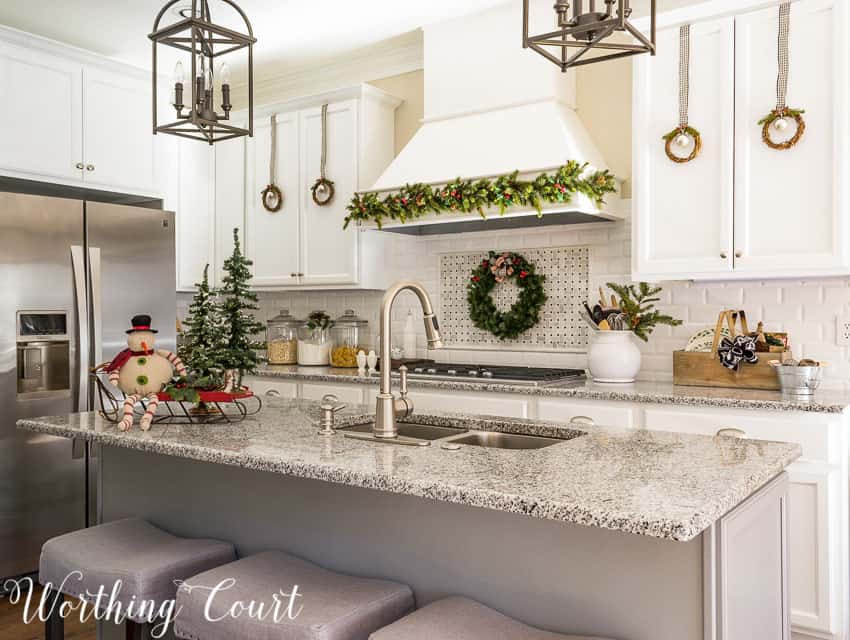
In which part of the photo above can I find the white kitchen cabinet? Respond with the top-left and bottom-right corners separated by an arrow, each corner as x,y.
643,405 -> 848,640
176,139 -> 215,291
242,377 -> 298,400
733,0 -> 848,274
0,28 -> 161,196
214,124 -> 247,286
536,398 -> 635,429
246,111 -> 301,287
298,100 -> 359,286
632,0 -> 850,281
245,85 -> 400,290
301,381 -> 366,405
632,17 -> 735,278
0,41 -> 83,182
83,68 -> 155,194
388,387 -> 530,418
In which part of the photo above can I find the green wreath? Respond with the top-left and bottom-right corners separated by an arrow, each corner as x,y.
467,251 -> 547,340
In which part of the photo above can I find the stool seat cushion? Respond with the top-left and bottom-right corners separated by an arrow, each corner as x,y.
39,518 -> 236,622
369,597 -> 616,640
174,550 -> 414,640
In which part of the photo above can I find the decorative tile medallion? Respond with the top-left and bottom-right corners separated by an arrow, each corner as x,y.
439,247 -> 589,349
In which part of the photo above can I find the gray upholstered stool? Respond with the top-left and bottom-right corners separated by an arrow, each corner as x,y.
174,550 -> 414,640
39,518 -> 236,640
369,596 -> 616,640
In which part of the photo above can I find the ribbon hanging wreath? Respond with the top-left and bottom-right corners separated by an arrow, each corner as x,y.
759,2 -> 806,150
467,251 -> 547,340
663,24 -> 702,163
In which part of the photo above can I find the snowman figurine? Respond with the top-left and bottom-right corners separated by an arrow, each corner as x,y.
105,315 -> 186,431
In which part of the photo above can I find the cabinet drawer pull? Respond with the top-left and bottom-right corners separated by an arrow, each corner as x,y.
86,164 -> 95,172
265,389 -> 281,397
720,251 -> 728,259
75,162 -> 84,170
735,250 -> 743,258
716,427 -> 747,439
570,415 -> 594,426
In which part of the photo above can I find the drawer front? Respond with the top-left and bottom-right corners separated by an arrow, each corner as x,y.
402,388 -> 530,419
243,377 -> 298,399
642,407 -> 835,462
537,399 -> 635,429
301,382 -> 366,405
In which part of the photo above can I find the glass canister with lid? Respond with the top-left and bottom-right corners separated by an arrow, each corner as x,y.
266,310 -> 304,365
298,311 -> 333,366
330,309 -> 369,368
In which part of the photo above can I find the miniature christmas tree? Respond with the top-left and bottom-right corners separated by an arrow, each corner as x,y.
219,228 -> 265,388
177,264 -> 227,388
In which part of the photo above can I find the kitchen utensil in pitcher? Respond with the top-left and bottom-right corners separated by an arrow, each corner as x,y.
311,103 -> 335,206
261,114 -> 283,212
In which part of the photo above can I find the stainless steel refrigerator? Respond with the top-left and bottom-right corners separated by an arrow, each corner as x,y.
0,192 -> 175,580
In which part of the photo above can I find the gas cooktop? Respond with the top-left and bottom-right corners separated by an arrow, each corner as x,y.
402,363 -> 586,387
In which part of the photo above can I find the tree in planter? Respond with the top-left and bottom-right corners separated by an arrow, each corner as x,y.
176,264 -> 227,392
606,282 -> 682,341
219,228 -> 265,390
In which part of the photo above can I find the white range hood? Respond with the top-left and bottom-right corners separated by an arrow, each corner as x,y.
368,1 -> 620,235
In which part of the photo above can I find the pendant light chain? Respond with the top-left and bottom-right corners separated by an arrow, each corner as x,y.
320,104 -> 329,180
776,2 -> 791,111
678,24 -> 691,128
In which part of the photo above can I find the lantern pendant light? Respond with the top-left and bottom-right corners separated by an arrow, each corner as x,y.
149,0 -> 256,144
523,0 -> 656,72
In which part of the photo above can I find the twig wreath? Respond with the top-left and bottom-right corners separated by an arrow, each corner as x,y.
343,161 -> 617,229
467,251 -> 547,340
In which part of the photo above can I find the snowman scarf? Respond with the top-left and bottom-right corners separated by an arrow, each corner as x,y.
717,335 -> 759,371
104,348 -> 155,373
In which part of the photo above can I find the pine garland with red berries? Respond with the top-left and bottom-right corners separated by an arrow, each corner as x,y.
467,251 -> 547,340
344,161 -> 617,229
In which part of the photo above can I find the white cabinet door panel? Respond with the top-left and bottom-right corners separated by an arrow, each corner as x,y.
734,0 -> 849,273
247,112 -> 300,287
176,139 -> 214,290
300,382 -> 365,405
536,399 -> 634,429
83,68 -> 155,193
214,127 -> 246,286
242,377 -> 298,399
298,100 -> 359,286
0,43 -> 83,181
404,388 -> 529,418
632,18 -> 735,278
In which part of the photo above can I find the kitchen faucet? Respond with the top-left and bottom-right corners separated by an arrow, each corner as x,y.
344,281 -> 443,445
375,281 -> 443,438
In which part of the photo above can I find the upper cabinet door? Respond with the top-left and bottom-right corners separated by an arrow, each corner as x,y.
298,99 -> 359,286
734,0 -> 849,274
246,111 -> 300,287
213,125 -> 246,287
176,138 -> 214,291
632,18 -> 735,279
0,43 -> 83,182
83,68 -> 155,194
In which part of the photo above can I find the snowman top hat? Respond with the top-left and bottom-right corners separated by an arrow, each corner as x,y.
126,314 -> 158,334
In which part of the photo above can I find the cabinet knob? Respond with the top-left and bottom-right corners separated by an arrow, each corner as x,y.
86,164 -> 95,172
75,162 -> 84,170
298,272 -> 304,277
720,251 -> 728,259
716,427 -> 747,439
290,273 -> 297,278
735,250 -> 743,258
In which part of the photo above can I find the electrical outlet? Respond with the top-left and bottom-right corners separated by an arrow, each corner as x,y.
837,316 -> 850,346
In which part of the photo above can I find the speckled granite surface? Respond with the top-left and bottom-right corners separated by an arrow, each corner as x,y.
18,398 -> 799,542
255,364 -> 850,414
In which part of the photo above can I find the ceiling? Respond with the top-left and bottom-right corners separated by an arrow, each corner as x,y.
0,0 -> 508,77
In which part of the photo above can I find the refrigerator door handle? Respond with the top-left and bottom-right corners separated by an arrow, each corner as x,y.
89,247 -> 103,369
70,245 -> 88,413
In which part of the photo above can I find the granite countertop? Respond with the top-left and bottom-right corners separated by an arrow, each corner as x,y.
255,364 -> 850,414
18,398 -> 799,543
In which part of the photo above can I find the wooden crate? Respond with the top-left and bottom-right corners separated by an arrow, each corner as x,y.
673,350 -> 791,390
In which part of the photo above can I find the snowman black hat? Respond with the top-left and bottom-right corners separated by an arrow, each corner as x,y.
126,314 -> 158,334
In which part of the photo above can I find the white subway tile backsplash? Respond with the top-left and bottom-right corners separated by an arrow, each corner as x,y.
177,200 -> 849,388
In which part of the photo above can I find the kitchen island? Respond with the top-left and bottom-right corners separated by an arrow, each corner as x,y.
19,398 -> 800,640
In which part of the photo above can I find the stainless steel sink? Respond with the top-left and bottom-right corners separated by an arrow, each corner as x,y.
441,431 -> 566,450
341,422 -> 468,445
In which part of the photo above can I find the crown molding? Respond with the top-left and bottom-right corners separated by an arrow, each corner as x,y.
233,30 -> 423,106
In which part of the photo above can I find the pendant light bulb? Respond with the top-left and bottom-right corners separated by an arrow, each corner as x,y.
195,54 -> 204,77
219,62 -> 231,86
173,61 -> 185,85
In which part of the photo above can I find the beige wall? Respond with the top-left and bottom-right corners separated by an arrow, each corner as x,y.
369,70 -> 424,155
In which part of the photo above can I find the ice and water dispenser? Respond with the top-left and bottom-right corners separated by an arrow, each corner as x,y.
16,312 -> 71,395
